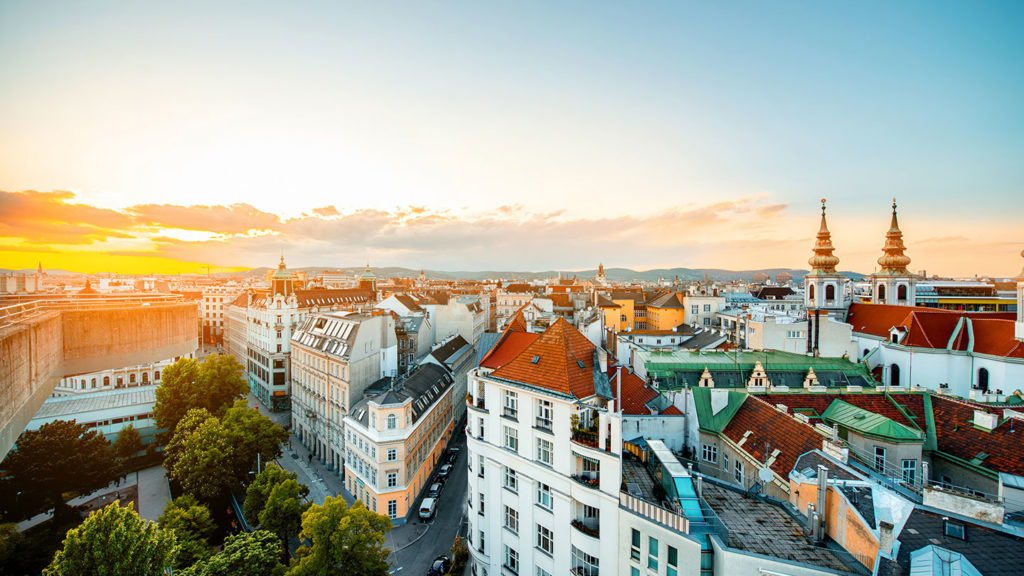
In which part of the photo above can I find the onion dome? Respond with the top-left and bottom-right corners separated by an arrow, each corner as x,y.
877,200 -> 912,275
808,199 -> 840,274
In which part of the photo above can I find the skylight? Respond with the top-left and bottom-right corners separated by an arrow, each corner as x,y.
531,356 -> 540,364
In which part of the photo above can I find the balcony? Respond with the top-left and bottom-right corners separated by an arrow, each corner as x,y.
571,453 -> 600,489
534,416 -> 552,432
466,393 -> 486,412
571,518 -> 599,538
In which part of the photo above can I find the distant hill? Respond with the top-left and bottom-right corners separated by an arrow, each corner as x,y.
219,266 -> 866,282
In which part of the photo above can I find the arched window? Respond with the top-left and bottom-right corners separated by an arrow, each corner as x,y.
808,284 -> 815,301
862,348 -> 869,359
103,376 -> 110,387
978,368 -> 989,392
155,370 -> 161,381
825,284 -> 836,303
129,373 -> 136,383
91,378 -> 96,388
387,414 -> 397,430
877,284 -> 886,303
142,372 -> 149,383
897,284 -> 908,302
891,333 -> 899,343
890,364 -> 900,387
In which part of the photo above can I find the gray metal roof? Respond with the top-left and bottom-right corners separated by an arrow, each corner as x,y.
33,386 -> 157,419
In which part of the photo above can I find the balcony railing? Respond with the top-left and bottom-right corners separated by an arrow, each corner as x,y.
570,429 -> 611,453
571,518 -> 600,538
618,491 -> 689,535
571,474 -> 600,489
535,416 -> 552,431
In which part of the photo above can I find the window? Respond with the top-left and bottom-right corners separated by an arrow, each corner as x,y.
701,444 -> 718,463
478,455 -> 485,478
944,520 -> 966,540
387,500 -> 397,519
504,505 -> 519,533
874,447 -> 887,473
477,417 -> 485,439
536,399 -> 553,429
691,305 -> 698,314
536,482 -> 552,510
704,317 -> 711,326
703,304 -> 711,312
648,536 -> 659,570
386,471 -> 397,488
478,529 -> 486,553
504,545 -> 519,574
503,390 -> 518,419
734,459 -> 744,485
901,459 -> 917,484
503,425 -> 518,452
387,414 -> 397,430
667,545 -> 678,576
537,438 -> 553,465
571,546 -> 599,576
536,524 -> 553,555
478,493 -> 485,514
504,467 -> 518,493
631,529 -> 641,560
387,448 -> 397,462
536,569 -> 551,576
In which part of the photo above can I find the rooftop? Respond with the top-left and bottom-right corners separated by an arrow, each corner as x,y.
33,386 -> 157,420
349,363 -> 454,428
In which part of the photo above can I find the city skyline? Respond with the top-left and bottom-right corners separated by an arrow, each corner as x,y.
2,2 -> 1022,274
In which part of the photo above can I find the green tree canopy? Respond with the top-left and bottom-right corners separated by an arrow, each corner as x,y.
154,355 -> 249,435
259,479 -> 310,556
111,424 -> 143,461
0,419 -> 117,519
287,497 -> 392,576
180,530 -> 284,576
221,400 -> 288,481
43,501 -> 177,576
244,462 -> 305,526
164,415 -> 235,502
158,495 -> 215,569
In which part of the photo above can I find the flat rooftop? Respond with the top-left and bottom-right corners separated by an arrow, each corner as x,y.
33,386 -> 157,419
701,482 -> 855,574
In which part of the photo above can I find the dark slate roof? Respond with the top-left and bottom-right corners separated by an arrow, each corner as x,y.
791,450 -> 860,482
431,335 -> 472,365
838,485 -> 877,529
349,363 -> 454,427
876,509 -> 1024,576
752,286 -> 796,300
475,332 -> 501,366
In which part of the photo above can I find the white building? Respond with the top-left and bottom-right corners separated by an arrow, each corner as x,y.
422,294 -> 486,347
290,311 -> 398,474
200,284 -> 244,343
51,354 -> 195,397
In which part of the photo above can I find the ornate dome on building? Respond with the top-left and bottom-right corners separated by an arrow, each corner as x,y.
807,199 -> 840,275
876,200 -> 912,275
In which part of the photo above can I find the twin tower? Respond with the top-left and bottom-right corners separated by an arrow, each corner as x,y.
805,198 -> 916,314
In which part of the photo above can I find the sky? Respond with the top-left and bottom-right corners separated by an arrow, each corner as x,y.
1,1 -> 1022,276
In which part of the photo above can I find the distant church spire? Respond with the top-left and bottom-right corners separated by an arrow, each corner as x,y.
808,199 -> 840,274
877,199 -> 911,275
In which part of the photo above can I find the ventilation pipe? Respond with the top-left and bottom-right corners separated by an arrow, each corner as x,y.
814,465 -> 829,543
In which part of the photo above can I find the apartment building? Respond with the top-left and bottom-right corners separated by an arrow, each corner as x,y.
290,311 -> 398,474
342,363 -> 455,522
200,284 -> 244,343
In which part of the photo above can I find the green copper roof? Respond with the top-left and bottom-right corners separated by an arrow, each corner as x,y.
690,387 -> 748,434
822,399 -> 923,443
637,350 -> 866,372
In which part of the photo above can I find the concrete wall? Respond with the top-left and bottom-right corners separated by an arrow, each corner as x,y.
0,303 -> 197,459
922,485 -> 1005,524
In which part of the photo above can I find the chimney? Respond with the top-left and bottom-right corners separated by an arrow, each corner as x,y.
878,521 -> 895,557
974,409 -> 999,431
597,348 -> 608,373
616,367 -> 622,414
815,465 -> 829,543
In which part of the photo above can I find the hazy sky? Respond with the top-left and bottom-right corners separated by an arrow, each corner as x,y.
1,1 -> 1022,275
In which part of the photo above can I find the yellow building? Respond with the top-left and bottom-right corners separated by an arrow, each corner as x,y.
645,291 -> 687,331
598,290 -> 647,333
343,363 -> 455,523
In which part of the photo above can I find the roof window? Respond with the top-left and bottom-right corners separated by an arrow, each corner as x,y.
943,520 -> 965,540
531,356 -> 540,364
577,360 -> 585,369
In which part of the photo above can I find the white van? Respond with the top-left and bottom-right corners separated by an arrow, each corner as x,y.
419,497 -> 437,520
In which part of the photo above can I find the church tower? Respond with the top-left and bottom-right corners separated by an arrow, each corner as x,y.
596,262 -> 607,285
871,200 -> 916,306
358,263 -> 377,293
271,255 -> 296,298
804,199 -> 848,356
1015,251 -> 1023,342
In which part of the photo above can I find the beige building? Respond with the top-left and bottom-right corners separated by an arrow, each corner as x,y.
343,363 -> 455,522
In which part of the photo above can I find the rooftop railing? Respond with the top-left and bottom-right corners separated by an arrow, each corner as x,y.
0,295 -> 190,330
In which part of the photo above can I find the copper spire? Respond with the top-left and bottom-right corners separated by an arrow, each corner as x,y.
808,198 -> 840,274
877,199 -> 911,274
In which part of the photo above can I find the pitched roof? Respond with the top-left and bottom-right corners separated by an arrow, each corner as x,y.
845,303 -> 1015,351
489,317 -> 598,398
722,395 -> 824,477
430,335 -> 472,365
393,293 -> 423,312
930,395 -> 1024,476
479,307 -> 538,369
647,291 -> 685,309
613,369 -> 659,415
821,399 -> 924,442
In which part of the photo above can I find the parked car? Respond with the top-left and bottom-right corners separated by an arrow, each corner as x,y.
428,482 -> 443,498
427,555 -> 451,575
447,450 -> 459,464
438,463 -> 453,478
419,497 -> 437,520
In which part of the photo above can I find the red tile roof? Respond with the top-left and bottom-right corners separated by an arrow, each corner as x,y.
970,318 -> 1024,358
480,307 -> 536,369
930,395 -> 1024,476
614,369 -> 658,415
759,393 -> 924,430
722,395 -> 824,477
661,405 -> 684,416
846,304 -> 1014,343
490,318 -> 598,398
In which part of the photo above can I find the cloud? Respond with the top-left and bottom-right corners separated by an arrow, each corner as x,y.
127,202 -> 281,234
0,190 -> 135,244
311,205 -> 340,217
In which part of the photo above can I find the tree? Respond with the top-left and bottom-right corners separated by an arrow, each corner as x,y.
244,462 -> 305,526
0,420 -> 117,519
43,501 -> 177,576
221,400 -> 288,482
181,530 -> 284,576
162,408 -> 213,477
165,416 -> 236,502
287,497 -> 392,576
154,355 -> 248,436
158,495 -> 215,569
112,424 -> 143,461
0,522 -> 25,570
259,479 -> 310,558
